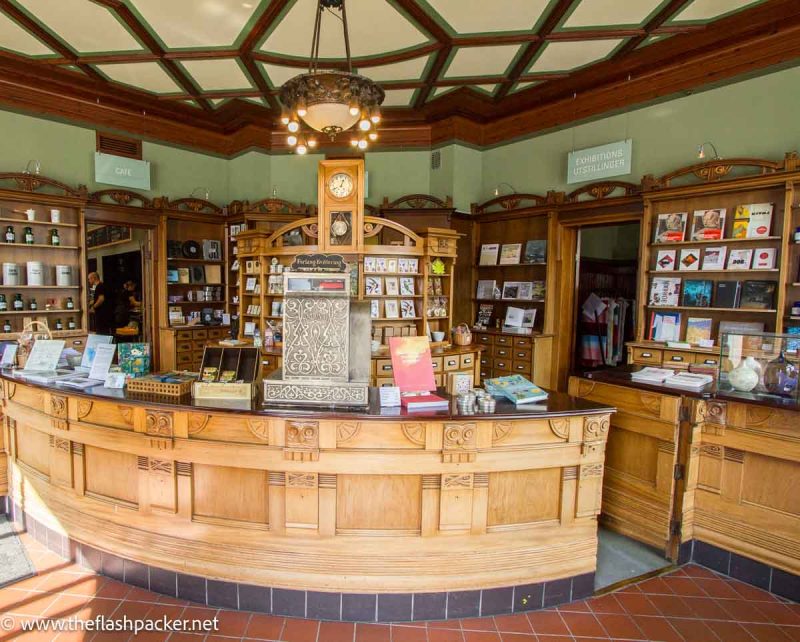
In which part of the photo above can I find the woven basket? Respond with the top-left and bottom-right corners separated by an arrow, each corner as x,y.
17,320 -> 53,368
127,374 -> 194,397
452,323 -> 472,346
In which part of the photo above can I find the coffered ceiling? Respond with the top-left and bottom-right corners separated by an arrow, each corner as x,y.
0,0 -> 797,155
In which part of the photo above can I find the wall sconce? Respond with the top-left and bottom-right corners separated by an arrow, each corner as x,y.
190,186 -> 210,200
493,182 -> 517,196
272,186 -> 278,198
23,160 -> 40,175
696,142 -> 720,160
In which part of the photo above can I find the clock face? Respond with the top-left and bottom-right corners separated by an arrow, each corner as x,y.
328,172 -> 354,199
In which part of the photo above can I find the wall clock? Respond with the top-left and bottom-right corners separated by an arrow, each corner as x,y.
328,172 -> 354,199
318,159 -> 364,252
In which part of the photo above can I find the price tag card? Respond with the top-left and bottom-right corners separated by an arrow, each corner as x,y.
104,372 -> 127,389
0,344 -> 18,366
379,386 -> 401,407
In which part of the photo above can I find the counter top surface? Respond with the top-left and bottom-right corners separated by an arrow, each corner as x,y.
1,369 -> 612,420
577,366 -> 800,411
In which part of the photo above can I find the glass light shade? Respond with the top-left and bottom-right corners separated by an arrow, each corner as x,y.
358,118 -> 371,131
301,103 -> 359,133
287,134 -> 298,146
357,139 -> 368,150
368,131 -> 378,141
308,138 -> 318,148
296,144 -> 308,155
287,120 -> 300,133
370,107 -> 381,123
350,138 -> 358,147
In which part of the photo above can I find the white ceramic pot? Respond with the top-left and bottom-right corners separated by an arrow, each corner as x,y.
729,361 -> 759,392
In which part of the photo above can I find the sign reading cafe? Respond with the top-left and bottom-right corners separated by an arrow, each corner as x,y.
567,139 -> 632,185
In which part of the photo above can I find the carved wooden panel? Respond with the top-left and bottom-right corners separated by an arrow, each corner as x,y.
333,422 -> 423,449
285,472 -> 318,530
487,469 -> 560,527
76,400 -> 135,431
6,384 -> 42,412
335,422 -> 360,444
337,475 -> 421,533
15,423 -> 51,477
605,427 -> 659,485
284,420 -> 319,461
439,473 -> 474,532
741,453 -> 799,517
145,458 -> 177,513
84,445 -> 138,507
442,422 -> 477,463
49,394 -> 67,419
145,410 -> 174,450
193,464 -> 268,525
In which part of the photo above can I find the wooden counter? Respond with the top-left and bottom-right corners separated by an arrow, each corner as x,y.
0,372 -> 613,620
569,368 -> 800,601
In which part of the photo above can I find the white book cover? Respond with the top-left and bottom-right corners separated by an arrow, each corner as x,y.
365,276 -> 382,296
648,277 -> 681,307
678,248 -> 701,271
370,300 -> 380,319
384,299 -> 399,319
516,282 -> 534,300
504,306 -> 524,327
476,279 -> 495,299
655,249 -> 676,271
701,246 -> 727,271
479,243 -> 500,265
727,248 -> 753,270
498,243 -> 522,265
752,247 -> 777,269
385,277 -> 399,296
746,203 -> 774,238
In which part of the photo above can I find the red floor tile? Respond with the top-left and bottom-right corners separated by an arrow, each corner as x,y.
355,622 -> 390,642
757,603 -> 800,626
559,612 -> 606,638
492,614 -> 532,633
631,615 -> 683,642
706,620 -> 760,642
681,595 -> 732,621
246,614 -> 286,640
719,598 -> 774,624
660,576 -> 708,597
692,578 -> 742,599
560,599 -> 592,612
636,577 -> 675,595
497,635 -> 536,642
281,617 -> 320,642
390,623 -> 428,642
527,610 -> 569,635
743,623 -> 795,642
669,617 -> 720,641
427,629 -> 464,642
614,592 -> 659,617
646,594 -> 695,619
595,612 -> 643,639
215,608 -> 252,636
587,593 -> 626,615
460,618 -> 496,631
461,633 -> 501,642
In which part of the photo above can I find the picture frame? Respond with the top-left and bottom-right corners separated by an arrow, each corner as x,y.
384,299 -> 399,319
385,277 -> 399,296
365,276 -> 382,296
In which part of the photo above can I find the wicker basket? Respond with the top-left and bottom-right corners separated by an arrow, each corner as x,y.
452,323 -> 472,346
126,373 -> 195,397
17,320 -> 53,368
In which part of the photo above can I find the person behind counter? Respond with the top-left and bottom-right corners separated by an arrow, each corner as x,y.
88,271 -> 114,335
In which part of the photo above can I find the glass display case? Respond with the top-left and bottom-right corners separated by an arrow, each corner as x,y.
719,331 -> 800,401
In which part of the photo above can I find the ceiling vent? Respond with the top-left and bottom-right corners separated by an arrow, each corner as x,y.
431,150 -> 441,170
96,131 -> 142,160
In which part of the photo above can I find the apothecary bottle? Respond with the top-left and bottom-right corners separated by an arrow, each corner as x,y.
50,229 -> 59,246
55,319 -> 63,331
2,320 -> 11,332
29,298 -> 37,311
67,318 -> 76,330
24,227 -> 34,244
0,294 -> 6,311
5,225 -> 14,242
13,294 -> 23,310
66,296 -> 74,310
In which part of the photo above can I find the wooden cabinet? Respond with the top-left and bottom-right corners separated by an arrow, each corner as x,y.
473,330 -> 553,388
161,325 -> 229,371
370,347 -> 481,387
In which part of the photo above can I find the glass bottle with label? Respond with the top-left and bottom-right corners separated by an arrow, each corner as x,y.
67,318 -> 76,330
66,296 -> 74,310
3,320 -> 11,333
55,319 -> 63,331
50,229 -> 60,246
13,294 -> 23,310
29,298 -> 37,311
0,294 -> 6,311
5,226 -> 15,243
24,227 -> 34,244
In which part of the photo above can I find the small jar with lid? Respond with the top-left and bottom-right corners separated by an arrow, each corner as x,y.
29,298 -> 37,311
12,294 -> 23,310
0,294 -> 6,312
67,318 -> 76,330
50,229 -> 60,246
54,319 -> 63,331
5,225 -> 15,243
2,320 -> 11,333
24,226 -> 34,244
66,296 -> 74,310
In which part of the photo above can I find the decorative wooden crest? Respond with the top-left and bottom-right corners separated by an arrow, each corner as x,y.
0,172 -> 87,198
336,422 -> 360,443
284,420 -> 319,461
442,422 -> 477,463
155,197 -> 222,215
644,157 -> 783,190
247,198 -> 314,216
88,189 -> 153,208
470,192 -> 548,215
566,180 -> 639,202
382,194 -> 453,209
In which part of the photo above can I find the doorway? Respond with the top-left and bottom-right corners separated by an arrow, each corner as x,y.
572,222 -> 640,374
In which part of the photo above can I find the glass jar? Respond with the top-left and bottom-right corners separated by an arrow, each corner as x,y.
2,320 -> 11,333
0,294 -> 6,311
29,298 -> 37,311
24,227 -> 34,244
5,225 -> 14,243
66,296 -> 74,310
12,294 -> 23,310
55,319 -> 63,331
67,318 -> 76,330
764,351 -> 799,397
50,229 -> 59,246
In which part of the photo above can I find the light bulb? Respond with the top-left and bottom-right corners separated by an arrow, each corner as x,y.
368,131 -> 378,141
308,138 -> 318,148
287,120 -> 300,133
358,139 -> 368,150
349,97 -> 360,116
697,144 -> 705,159
296,97 -> 307,117
287,134 -> 298,146
296,144 -> 308,155
350,138 -> 358,147
358,118 -> 371,131
280,110 -> 290,125
370,107 -> 381,124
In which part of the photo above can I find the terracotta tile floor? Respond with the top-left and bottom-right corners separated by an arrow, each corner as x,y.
0,533 -> 798,641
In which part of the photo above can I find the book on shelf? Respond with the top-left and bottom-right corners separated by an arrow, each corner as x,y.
663,372 -> 714,390
655,249 -> 676,271
385,277 -> 399,296
370,300 -> 380,319
484,374 -> 548,405
690,209 -> 726,240
476,279 -> 495,300
400,300 -> 416,319
479,243 -> 499,265
701,246 -> 727,271
648,277 -> 681,307
499,243 -> 522,265
727,248 -> 753,270
399,277 -> 415,296
401,393 -> 450,411
631,367 -> 676,383
476,303 -> 493,326
648,311 -> 681,342
204,264 -> 222,284
714,281 -> 741,308
685,317 -> 713,344
389,336 -> 436,394
384,299 -> 399,319
516,281 -> 533,300
739,280 -> 777,310
752,248 -> 776,270
654,212 -> 687,243
682,279 -> 713,307
521,309 -> 536,329
168,306 -> 184,325
531,280 -> 546,299
732,203 -> 773,238
177,267 -> 190,284
785,327 -> 800,353
167,269 -> 179,284
365,276 -> 382,296
523,239 -> 547,263
501,281 -> 521,299
504,306 -> 525,328
718,320 -> 765,350
678,248 -> 701,271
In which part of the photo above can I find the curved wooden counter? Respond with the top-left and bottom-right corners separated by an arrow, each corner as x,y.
0,371 -> 614,620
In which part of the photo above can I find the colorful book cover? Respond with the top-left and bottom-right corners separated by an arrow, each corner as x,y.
117,343 -> 151,378
733,203 -> 773,238
476,303 -> 493,326
648,277 -> 681,307
686,317 -> 713,344
484,374 -> 548,405
682,279 -> 713,307
499,243 -> 522,265
523,240 -> 547,264
752,248 -> 776,269
691,209 -> 726,240
786,327 -> 800,353
479,243 -> 499,265
389,336 -> 435,393
655,249 -> 676,271
531,280 -> 546,300
727,248 -> 753,270
701,246 -> 727,271
739,280 -> 777,310
648,311 -> 681,341
653,212 -> 687,243
678,248 -> 701,271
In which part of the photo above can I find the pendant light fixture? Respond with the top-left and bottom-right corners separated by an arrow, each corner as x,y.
279,0 -> 385,152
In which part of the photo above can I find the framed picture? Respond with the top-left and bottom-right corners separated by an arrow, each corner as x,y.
400,299 -> 416,318
384,299 -> 399,319
366,276 -> 382,296
400,277 -> 415,296
385,277 -> 399,296
502,281 -> 520,300
202,239 -> 222,260
387,258 -> 398,272
364,257 -> 377,273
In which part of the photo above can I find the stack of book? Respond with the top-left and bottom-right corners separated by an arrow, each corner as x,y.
631,367 -> 676,384
484,374 -> 548,405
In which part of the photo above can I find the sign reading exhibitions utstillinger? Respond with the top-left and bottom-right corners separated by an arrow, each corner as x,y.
94,152 -> 151,190
567,139 -> 632,185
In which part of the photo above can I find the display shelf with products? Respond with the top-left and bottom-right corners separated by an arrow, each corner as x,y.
629,155 -> 800,369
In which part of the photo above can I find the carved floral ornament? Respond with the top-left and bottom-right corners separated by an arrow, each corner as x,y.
583,415 -> 610,441
145,411 -> 173,437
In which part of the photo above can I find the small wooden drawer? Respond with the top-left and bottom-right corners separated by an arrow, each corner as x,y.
376,377 -> 395,387
514,337 -> 532,348
477,334 -> 493,345
443,356 -> 459,371
176,353 -> 192,365
376,359 -> 394,374
480,356 -> 491,367
69,337 -> 86,348
493,346 -> 511,358
431,357 -> 443,372
631,347 -> 662,365
208,328 -> 224,339
192,350 -> 206,361
664,350 -> 690,365
434,374 -> 444,387
513,348 -> 531,361
512,360 -> 531,374
262,356 -> 280,368
192,340 -> 207,351
176,341 -> 193,353
192,329 -> 208,339
495,335 -> 511,346
694,354 -> 720,367
459,354 -> 474,369
480,369 -> 490,379
176,330 -> 193,340
493,358 -> 512,372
